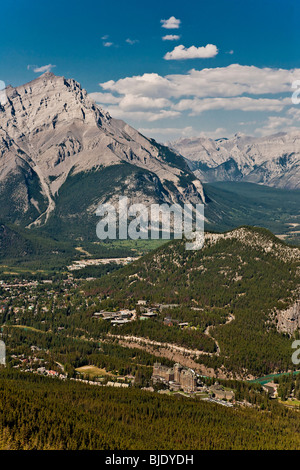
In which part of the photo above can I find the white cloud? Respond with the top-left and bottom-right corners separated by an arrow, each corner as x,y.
138,126 -> 195,137
103,42 -> 113,47
174,96 -> 291,115
164,44 -> 218,60
91,91 -> 171,110
138,126 -> 228,142
100,65 -> 299,99
101,73 -> 171,99
255,110 -> 300,136
162,35 -> 180,41
161,16 -> 181,29
118,94 -> 171,111
105,106 -> 180,122
126,38 -> 139,45
92,65 -> 300,133
286,107 -> 300,119
33,64 -> 56,73
0,80 -> 7,106
101,35 -> 109,40
196,128 -> 228,139
89,92 -> 121,104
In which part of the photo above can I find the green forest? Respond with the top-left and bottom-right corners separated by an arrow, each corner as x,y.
1,369 -> 300,450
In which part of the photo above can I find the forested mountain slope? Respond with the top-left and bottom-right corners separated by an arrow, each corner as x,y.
86,227 -> 300,376
1,369 -> 300,450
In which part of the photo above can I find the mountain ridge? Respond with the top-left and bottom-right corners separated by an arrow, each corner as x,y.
168,132 -> 300,189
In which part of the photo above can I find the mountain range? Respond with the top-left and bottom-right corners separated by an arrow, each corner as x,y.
0,72 -> 300,254
169,132 -> 300,190
0,72 -> 204,233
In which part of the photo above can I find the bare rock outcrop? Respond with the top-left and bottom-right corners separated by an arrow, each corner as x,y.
276,299 -> 300,334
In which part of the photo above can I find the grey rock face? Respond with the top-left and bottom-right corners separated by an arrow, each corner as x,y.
169,132 -> 300,190
276,299 -> 300,335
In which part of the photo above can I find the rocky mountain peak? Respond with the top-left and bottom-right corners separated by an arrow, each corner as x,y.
2,73 -> 109,140
0,73 -> 205,229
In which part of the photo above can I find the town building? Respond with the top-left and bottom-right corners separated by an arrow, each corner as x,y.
262,382 -> 278,398
152,363 -> 175,384
152,362 -> 197,393
209,383 -> 235,401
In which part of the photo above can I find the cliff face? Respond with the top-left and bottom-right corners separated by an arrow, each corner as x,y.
276,299 -> 300,335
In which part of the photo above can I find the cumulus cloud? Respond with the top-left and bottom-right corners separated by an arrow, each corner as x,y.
126,38 -> 139,45
91,64 -> 299,133
100,65 -> 299,99
0,80 -> 7,106
162,35 -> 180,41
286,107 -> 300,119
105,107 -> 180,122
255,109 -> 300,136
89,92 -> 121,104
103,42 -> 113,47
138,126 -> 228,142
138,126 -> 195,137
161,16 -> 181,29
32,64 -> 56,73
101,73 -> 171,99
92,90 -> 178,121
164,44 -> 218,60
91,90 -> 171,111
173,96 -> 290,115
118,95 -> 171,111
197,128 -> 229,139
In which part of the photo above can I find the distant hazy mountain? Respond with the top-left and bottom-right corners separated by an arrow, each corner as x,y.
0,73 -> 204,234
168,132 -> 300,190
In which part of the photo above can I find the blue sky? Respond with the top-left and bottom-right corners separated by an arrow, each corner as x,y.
1,0 -> 299,141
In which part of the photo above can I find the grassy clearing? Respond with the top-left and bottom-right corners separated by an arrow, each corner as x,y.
75,365 -> 111,378
9,325 -> 46,334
